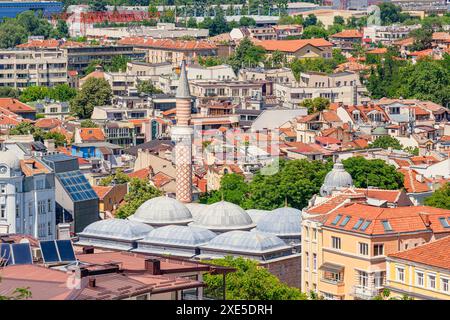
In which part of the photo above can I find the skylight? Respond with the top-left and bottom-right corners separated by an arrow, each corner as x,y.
353,218 -> 364,230
331,214 -> 343,225
360,220 -> 372,231
438,217 -> 450,228
339,216 -> 351,227
381,220 -> 393,232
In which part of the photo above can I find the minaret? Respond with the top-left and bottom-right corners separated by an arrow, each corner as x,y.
171,60 -> 193,203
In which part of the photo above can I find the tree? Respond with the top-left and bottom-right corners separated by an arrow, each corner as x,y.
404,146 -> 419,156
301,25 -> 328,39
148,4 -> 158,18
99,169 -> 131,186
80,119 -> 99,128
160,9 -> 175,23
9,122 -> 66,146
239,16 -> 256,27
369,136 -> 403,150
0,286 -> 32,300
228,37 -> 266,72
333,16 -> 345,26
70,78 -> 112,119
0,20 -> 27,48
342,157 -> 404,190
374,288 -> 413,300
303,14 -> 318,27
108,55 -> 129,72
115,178 -> 162,219
0,87 -> 20,99
9,122 -> 35,135
187,17 -> 198,28
424,183 -> 450,210
136,80 -> 163,95
19,86 -> 50,103
52,19 -> 69,39
200,174 -> 248,206
379,3 -> 404,25
48,84 -> 77,102
409,26 -> 433,51
202,256 -> 307,300
89,0 -> 107,12
301,97 -> 330,114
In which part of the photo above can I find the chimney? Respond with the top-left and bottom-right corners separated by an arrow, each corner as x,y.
145,258 -> 161,275
82,246 -> 95,254
88,277 -> 96,288
75,267 -> 89,279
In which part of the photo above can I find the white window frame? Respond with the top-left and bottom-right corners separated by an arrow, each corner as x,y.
331,236 -> 341,250
428,274 -> 436,290
441,277 -> 449,293
396,266 -> 405,283
359,242 -> 369,256
373,243 -> 384,256
305,252 -> 310,270
313,253 -> 317,271
415,271 -> 424,287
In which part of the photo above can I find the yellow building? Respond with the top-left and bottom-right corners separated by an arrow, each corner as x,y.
302,202 -> 450,300
386,235 -> 450,300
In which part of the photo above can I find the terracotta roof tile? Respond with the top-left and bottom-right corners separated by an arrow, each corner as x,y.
79,128 -> 105,142
0,98 -> 35,113
256,38 -> 332,53
331,29 -> 363,39
92,185 -> 113,200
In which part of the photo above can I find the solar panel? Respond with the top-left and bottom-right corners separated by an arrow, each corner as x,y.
331,214 -> 343,225
11,243 -> 33,265
0,243 -> 13,266
57,171 -> 98,202
56,240 -> 76,262
353,218 -> 364,230
339,216 -> 351,227
40,240 -> 60,263
360,220 -> 372,231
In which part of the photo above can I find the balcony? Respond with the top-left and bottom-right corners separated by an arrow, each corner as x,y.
351,285 -> 382,300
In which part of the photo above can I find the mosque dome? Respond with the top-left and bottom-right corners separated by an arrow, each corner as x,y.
141,225 -> 216,247
79,218 -> 153,240
320,162 -> 353,196
202,230 -> 288,253
189,201 -> 255,232
0,150 -> 20,169
246,209 -> 271,224
255,207 -> 302,237
185,203 -> 208,221
129,196 -> 193,226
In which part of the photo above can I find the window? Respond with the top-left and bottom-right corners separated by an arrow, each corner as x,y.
358,271 -> 368,287
305,252 -> 309,269
312,228 -> 317,241
304,226 -> 309,239
38,201 -> 46,215
0,205 -> 5,218
339,216 -> 351,227
438,217 -> 450,228
428,275 -> 436,289
373,244 -> 384,256
353,218 -> 364,230
28,202 -> 33,217
15,205 -> 20,218
381,220 -> 393,231
47,199 -> 52,212
359,242 -> 369,256
313,253 -> 317,271
442,278 -> 449,293
416,271 -> 424,287
331,214 -> 343,225
331,236 -> 341,250
48,222 -> 52,236
0,184 -> 6,194
396,267 -> 405,282
360,220 -> 372,231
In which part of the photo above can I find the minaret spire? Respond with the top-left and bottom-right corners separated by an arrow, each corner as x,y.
172,58 -> 193,203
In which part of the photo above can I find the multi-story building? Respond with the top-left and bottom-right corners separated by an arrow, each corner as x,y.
363,25 -> 421,46
0,49 -> 67,88
118,37 -> 217,67
0,149 -> 56,240
274,71 -> 369,108
257,38 -> 333,62
385,235 -> 450,300
329,30 -> 363,52
239,67 -> 296,84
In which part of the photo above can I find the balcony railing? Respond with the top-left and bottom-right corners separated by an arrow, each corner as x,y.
351,286 -> 382,300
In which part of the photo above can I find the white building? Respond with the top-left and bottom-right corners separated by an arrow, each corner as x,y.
187,64 -> 236,81
0,149 -> 56,240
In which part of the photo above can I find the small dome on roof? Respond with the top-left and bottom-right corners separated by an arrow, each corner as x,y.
190,201 -> 255,232
0,150 -> 20,169
79,218 -> 153,240
141,225 -> 216,246
256,207 -> 302,237
130,196 -> 193,226
202,230 -> 288,253
246,209 -> 271,224
320,162 -> 353,196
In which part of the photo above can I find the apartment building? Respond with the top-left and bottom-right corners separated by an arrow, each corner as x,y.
239,67 -> 296,84
0,49 -> 67,88
363,25 -> 421,46
386,235 -> 450,300
302,202 -> 450,300
0,149 -> 56,240
118,37 -> 217,67
274,71 -> 369,108
257,39 -> 333,62
329,30 -> 363,52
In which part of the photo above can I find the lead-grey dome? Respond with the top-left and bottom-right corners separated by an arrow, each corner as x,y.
320,162 -> 353,196
141,225 -> 216,246
255,207 -> 302,237
0,150 -> 20,169
201,230 -> 288,253
185,203 -> 208,221
79,218 -> 153,240
246,209 -> 271,224
129,196 -> 193,226
189,201 -> 255,232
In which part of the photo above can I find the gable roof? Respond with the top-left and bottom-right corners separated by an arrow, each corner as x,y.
78,128 -> 105,142
331,29 -> 363,39
256,38 -> 332,53
0,98 -> 35,113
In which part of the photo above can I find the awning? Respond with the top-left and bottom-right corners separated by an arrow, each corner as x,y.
319,262 -> 344,273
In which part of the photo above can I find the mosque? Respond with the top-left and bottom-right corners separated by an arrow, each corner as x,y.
75,61 -> 355,290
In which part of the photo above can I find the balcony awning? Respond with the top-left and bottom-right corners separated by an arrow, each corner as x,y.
319,262 -> 344,273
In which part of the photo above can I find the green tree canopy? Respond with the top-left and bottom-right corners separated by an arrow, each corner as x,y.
99,169 -> 131,186
342,157 -> 404,190
136,80 -> 163,96
424,183 -> 450,210
0,87 -> 20,99
369,136 -> 403,150
228,37 -> 266,72
300,97 -> 330,114
70,77 -> 112,119
80,119 -> 99,128
200,173 -> 248,207
202,256 -> 307,300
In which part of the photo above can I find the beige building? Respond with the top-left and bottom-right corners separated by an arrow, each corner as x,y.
257,38 -> 333,62
0,49 -> 68,88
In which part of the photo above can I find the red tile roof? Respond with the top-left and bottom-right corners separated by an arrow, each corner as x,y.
367,48 -> 388,55
92,185 -> 113,200
127,167 -> 151,180
315,136 -> 341,145
399,168 -> 431,193
0,98 -> 35,113
78,128 -> 105,142
118,37 -> 217,51
35,118 -> 62,130
388,235 -> 450,270
151,171 -> 174,188
256,38 -> 332,53
331,29 -> 363,39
